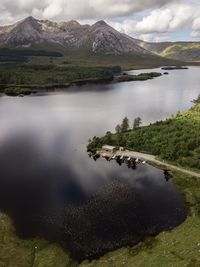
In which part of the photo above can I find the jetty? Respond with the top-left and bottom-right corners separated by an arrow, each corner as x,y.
98,145 -> 200,178
100,145 -> 150,164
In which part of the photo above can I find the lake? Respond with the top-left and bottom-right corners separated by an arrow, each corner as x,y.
0,66 -> 199,260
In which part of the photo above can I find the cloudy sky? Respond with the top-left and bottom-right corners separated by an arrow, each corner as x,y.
0,0 -> 200,42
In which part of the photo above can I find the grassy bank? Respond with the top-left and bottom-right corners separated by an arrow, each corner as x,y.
0,212 -> 76,267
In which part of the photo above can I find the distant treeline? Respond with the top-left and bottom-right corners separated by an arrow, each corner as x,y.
0,48 -> 63,62
0,64 -> 121,94
0,56 -> 28,63
0,48 -> 63,57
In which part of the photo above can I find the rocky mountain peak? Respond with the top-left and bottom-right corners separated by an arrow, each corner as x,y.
59,20 -> 82,30
92,20 -> 109,28
0,16 -> 152,56
6,16 -> 42,45
65,20 -> 80,27
22,16 -> 36,22
14,16 -> 41,32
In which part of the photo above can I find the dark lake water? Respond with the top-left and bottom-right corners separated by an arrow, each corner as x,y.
0,66 -> 199,260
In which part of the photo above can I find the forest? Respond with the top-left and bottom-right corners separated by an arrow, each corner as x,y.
88,97 -> 200,170
0,64 -> 121,94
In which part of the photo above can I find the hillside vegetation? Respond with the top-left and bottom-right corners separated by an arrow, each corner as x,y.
160,43 -> 200,61
88,99 -> 200,170
141,41 -> 200,62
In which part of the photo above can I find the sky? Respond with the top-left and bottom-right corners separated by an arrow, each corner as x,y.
0,0 -> 200,42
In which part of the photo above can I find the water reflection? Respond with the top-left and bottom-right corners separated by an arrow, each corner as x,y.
0,67 -> 198,260
0,133 -> 187,260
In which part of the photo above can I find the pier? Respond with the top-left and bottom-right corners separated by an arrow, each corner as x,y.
95,146 -> 200,178
99,147 -> 151,164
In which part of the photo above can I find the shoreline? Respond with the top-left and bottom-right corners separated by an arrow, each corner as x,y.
0,71 -> 164,96
96,149 -> 200,178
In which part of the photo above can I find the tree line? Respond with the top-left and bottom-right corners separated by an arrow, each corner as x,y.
115,116 -> 142,133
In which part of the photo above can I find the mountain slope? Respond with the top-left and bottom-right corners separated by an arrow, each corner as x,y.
0,16 -> 185,68
0,17 -> 150,56
137,40 -> 200,62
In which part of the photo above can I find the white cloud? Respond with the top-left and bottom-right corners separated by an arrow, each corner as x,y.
0,0 -> 199,41
0,0 -> 176,23
43,0 -> 63,18
109,20 -> 137,36
192,9 -> 200,30
138,33 -> 170,42
191,9 -> 200,37
109,2 -> 200,41
134,4 -> 195,33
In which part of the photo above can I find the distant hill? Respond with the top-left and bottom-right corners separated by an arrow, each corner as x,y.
137,40 -> 200,62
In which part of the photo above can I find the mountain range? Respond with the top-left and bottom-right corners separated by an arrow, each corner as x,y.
0,16 -> 199,63
0,16 -> 149,55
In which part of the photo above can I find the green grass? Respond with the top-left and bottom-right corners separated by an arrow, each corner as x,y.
159,43 -> 200,62
26,48 -> 182,70
161,43 -> 200,57
0,213 -> 75,267
58,51 -> 181,70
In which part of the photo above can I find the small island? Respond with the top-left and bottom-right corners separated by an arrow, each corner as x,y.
117,72 -> 162,82
161,66 -> 188,70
